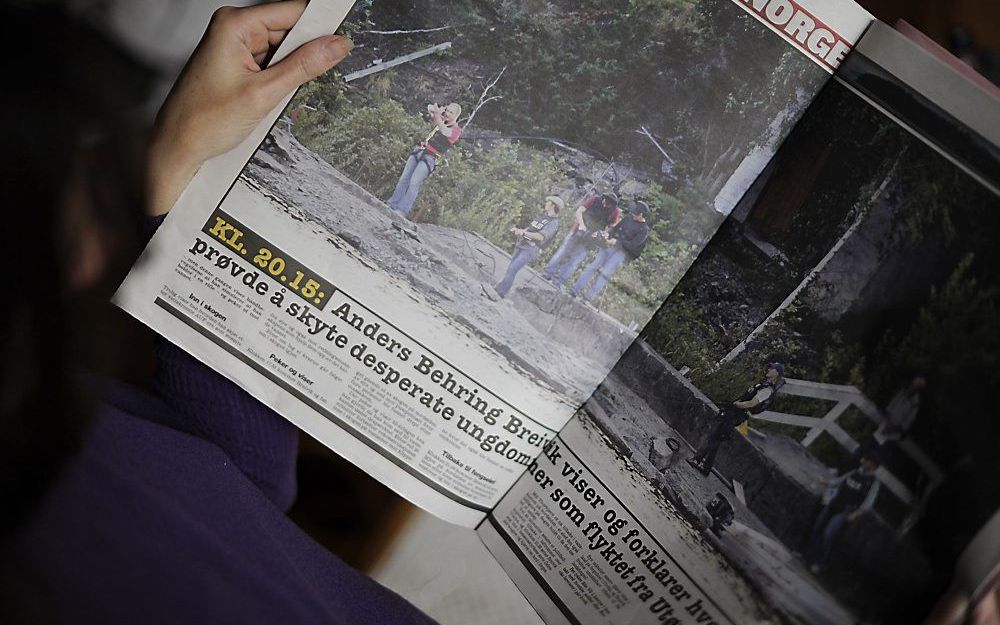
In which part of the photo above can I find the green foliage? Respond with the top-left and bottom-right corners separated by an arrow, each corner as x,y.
894,161 -> 961,246
291,87 -> 728,325
640,294 -> 720,376
416,143 -> 563,245
292,98 -> 425,196
869,254 -> 999,416
595,183 -> 721,323
339,0 -> 374,35
360,0 -> 821,190
819,331 -> 866,389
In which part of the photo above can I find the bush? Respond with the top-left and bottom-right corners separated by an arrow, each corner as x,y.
292,98 -> 425,197
416,142 -> 563,246
291,93 -> 729,328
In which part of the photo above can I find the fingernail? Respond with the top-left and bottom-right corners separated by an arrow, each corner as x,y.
326,36 -> 354,61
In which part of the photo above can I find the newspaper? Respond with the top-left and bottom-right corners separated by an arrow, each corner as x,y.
114,0 -> 1000,623
481,20 -> 1000,625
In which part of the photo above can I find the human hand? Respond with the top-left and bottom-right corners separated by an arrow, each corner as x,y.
147,0 -> 352,215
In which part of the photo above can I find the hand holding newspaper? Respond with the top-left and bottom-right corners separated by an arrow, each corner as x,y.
117,0 -> 1000,623
146,1 -> 353,217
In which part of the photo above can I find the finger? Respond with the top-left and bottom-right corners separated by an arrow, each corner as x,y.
240,0 -> 308,33
269,28 -> 291,47
972,590 -> 1000,625
259,35 -> 352,102
212,2 -> 305,60
253,28 -> 291,66
248,27 -> 292,60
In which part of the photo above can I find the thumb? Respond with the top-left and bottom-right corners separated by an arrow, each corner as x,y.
260,35 -> 352,103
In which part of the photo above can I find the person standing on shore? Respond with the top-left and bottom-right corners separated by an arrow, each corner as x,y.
387,102 -> 463,218
494,196 -> 564,298
571,200 -> 650,303
688,362 -> 785,476
805,445 -> 882,574
543,192 -> 620,287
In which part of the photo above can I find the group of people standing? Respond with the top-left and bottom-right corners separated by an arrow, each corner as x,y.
385,101 -> 651,307
496,191 -> 651,304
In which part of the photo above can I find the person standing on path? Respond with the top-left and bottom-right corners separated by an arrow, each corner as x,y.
805,445 -> 882,574
543,192 -> 620,287
387,102 -> 463,218
571,200 -> 650,303
494,196 -> 564,298
688,362 -> 785,476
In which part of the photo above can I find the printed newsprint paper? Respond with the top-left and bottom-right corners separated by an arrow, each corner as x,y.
116,0 -> 1000,623
116,0 -> 872,528
108,0 -> 1000,623
480,19 -> 1000,625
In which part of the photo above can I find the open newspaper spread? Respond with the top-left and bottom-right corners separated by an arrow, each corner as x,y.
114,1 -> 1000,623
480,19 -> 1000,625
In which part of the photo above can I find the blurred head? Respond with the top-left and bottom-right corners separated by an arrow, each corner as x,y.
858,443 -> 882,473
909,376 -> 927,394
601,192 -> 619,208
766,361 -> 785,382
631,200 -> 650,222
443,103 -> 462,122
2,2 -> 152,538
545,195 -> 564,215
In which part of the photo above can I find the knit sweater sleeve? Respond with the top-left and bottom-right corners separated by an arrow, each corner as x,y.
144,214 -> 298,510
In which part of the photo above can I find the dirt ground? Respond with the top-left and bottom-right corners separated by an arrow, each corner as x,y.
577,375 -> 859,625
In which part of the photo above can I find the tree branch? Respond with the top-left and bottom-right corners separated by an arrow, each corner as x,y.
358,25 -> 455,35
462,67 -> 507,130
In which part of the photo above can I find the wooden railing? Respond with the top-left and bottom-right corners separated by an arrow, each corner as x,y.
754,378 -> 944,532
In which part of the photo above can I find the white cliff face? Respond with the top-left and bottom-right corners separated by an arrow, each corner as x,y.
714,87 -> 810,216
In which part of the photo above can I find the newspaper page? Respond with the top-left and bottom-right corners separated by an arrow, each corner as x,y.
115,0 -> 869,527
480,22 -> 1000,625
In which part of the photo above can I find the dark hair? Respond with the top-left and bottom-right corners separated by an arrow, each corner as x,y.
858,442 -> 883,466
1,2 -> 152,538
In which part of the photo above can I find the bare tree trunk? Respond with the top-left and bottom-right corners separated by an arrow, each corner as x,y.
343,42 -> 453,83
358,26 -> 455,35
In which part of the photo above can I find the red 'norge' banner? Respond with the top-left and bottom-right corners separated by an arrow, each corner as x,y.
735,0 -> 853,70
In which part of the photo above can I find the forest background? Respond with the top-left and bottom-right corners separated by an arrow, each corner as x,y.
288,0 -> 823,323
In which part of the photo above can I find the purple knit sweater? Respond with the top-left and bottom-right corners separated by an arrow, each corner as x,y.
12,338 -> 438,624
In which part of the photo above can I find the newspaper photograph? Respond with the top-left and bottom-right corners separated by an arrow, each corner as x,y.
480,50 -> 1000,625
115,0 -> 868,525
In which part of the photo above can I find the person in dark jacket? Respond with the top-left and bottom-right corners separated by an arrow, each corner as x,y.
688,362 -> 785,477
494,196 -> 564,298
387,102 -> 463,218
570,200 -> 650,302
543,192 -> 621,287
2,3 -> 434,624
805,445 -> 882,574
